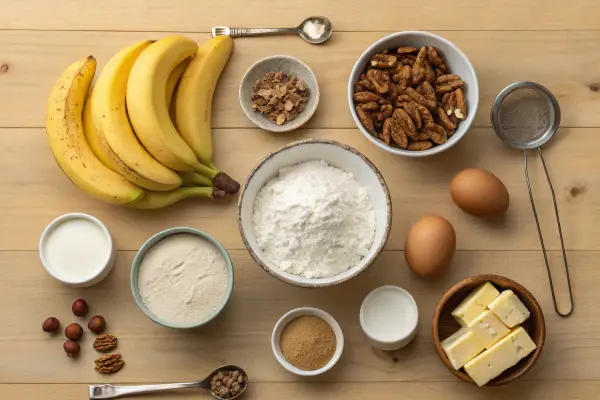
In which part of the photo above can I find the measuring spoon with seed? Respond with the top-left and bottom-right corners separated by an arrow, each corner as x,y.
89,365 -> 248,399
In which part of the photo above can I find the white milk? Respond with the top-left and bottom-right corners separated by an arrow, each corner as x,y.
361,287 -> 418,341
43,218 -> 110,282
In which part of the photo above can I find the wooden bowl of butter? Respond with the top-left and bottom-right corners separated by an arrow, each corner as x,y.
432,275 -> 545,386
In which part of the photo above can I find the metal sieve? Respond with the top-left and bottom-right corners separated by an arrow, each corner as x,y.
491,82 -> 574,317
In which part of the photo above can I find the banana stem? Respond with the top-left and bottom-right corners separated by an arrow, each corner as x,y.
179,171 -> 213,187
194,162 -> 240,195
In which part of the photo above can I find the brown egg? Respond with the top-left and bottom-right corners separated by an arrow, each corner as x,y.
450,168 -> 510,218
405,215 -> 456,278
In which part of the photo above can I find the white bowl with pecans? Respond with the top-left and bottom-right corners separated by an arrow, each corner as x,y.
348,31 -> 479,157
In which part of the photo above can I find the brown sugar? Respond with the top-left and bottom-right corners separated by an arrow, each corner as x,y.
279,315 -> 336,371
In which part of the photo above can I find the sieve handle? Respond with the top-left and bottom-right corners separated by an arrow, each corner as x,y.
523,149 -> 574,317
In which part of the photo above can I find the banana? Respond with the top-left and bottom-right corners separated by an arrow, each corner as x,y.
90,40 -> 182,191
127,186 -> 225,209
45,56 -> 144,204
179,171 -> 213,187
165,57 -> 191,108
175,36 -> 234,167
126,36 -> 202,172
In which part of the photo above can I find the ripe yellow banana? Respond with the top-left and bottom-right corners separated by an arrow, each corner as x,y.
126,36 -> 202,172
127,186 -> 225,209
175,36 -> 234,167
46,56 -> 144,204
89,40 -> 182,191
179,171 -> 213,187
165,57 -> 191,108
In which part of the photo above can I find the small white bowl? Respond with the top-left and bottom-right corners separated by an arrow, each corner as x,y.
239,55 -> 320,132
238,139 -> 392,288
39,213 -> 116,287
360,285 -> 419,351
348,31 -> 479,157
271,307 -> 344,376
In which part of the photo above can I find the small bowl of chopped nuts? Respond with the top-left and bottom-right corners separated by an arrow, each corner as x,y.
348,31 -> 479,157
240,55 -> 319,132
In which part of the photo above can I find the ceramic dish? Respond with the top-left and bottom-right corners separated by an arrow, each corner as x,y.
239,55 -> 319,132
39,213 -> 116,287
271,307 -> 344,377
130,227 -> 234,329
348,31 -> 479,157
432,274 -> 545,386
360,285 -> 419,351
238,139 -> 392,288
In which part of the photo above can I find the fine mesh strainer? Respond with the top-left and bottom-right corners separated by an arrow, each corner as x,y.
491,82 -> 574,317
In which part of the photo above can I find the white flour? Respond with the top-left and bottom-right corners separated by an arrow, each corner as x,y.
138,234 -> 229,325
252,160 -> 376,278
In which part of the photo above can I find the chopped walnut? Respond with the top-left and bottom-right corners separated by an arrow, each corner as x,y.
251,71 -> 309,125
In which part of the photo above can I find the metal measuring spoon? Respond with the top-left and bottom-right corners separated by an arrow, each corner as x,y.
89,365 -> 248,399
212,16 -> 333,44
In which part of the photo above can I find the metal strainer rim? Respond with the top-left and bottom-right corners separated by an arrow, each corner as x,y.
491,81 -> 561,150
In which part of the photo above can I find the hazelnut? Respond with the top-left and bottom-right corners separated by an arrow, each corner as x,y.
42,317 -> 60,333
63,340 -> 80,357
65,323 -> 83,341
71,299 -> 89,317
88,315 -> 106,334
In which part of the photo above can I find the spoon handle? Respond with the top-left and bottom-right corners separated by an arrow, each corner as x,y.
89,382 -> 200,399
229,27 -> 297,38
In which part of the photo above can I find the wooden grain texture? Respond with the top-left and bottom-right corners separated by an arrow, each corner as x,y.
0,250 -> 590,384
0,382 -> 595,400
2,1 -> 599,398
0,127 -> 595,252
1,30 -> 600,128
2,0 -> 600,31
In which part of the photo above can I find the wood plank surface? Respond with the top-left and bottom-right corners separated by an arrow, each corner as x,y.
1,30 -> 600,129
2,0 -> 600,31
0,382 -> 594,400
2,1 -> 600,398
0,127 -> 595,252
0,250 -> 586,384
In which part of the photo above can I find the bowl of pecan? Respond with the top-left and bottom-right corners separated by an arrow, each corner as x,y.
348,31 -> 478,156
240,55 -> 319,132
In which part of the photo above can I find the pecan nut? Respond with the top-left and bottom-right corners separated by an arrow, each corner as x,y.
361,101 -> 379,111
408,140 -> 434,151
454,88 -> 467,120
404,87 -> 436,111
95,353 -> 125,374
392,108 -> 417,137
392,65 -> 412,91
411,46 -> 427,86
383,118 -> 408,149
353,92 -> 379,103
417,81 -> 436,103
366,69 -> 391,94
416,103 -> 434,125
425,123 -> 448,145
400,101 -> 422,129
427,46 -> 447,73
356,106 -> 376,134
396,46 -> 418,54
437,107 -> 458,131
370,54 -> 398,69
424,61 -> 435,83
435,80 -> 465,95
93,334 -> 118,352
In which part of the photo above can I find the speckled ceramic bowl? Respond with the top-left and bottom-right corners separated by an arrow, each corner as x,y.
130,227 -> 234,329
238,139 -> 392,288
239,55 -> 319,132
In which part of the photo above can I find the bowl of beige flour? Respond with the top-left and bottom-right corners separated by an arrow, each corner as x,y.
238,139 -> 392,288
131,227 -> 234,329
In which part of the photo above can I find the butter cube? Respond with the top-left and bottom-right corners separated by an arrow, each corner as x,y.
441,327 -> 485,370
488,290 -> 531,328
464,327 -> 537,387
452,282 -> 500,326
468,310 -> 510,349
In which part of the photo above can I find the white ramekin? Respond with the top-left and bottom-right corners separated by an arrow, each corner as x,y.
360,285 -> 419,351
271,307 -> 344,376
39,213 -> 116,287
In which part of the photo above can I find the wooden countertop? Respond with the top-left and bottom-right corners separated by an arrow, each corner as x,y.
1,2 -> 599,399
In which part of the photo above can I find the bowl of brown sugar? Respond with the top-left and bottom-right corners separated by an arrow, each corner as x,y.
271,307 -> 344,376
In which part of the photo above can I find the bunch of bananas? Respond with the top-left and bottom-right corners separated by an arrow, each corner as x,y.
45,35 -> 237,209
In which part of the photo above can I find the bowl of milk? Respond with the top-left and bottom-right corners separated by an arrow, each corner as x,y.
39,213 -> 116,287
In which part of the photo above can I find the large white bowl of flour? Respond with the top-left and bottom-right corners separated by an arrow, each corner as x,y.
238,139 -> 392,288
